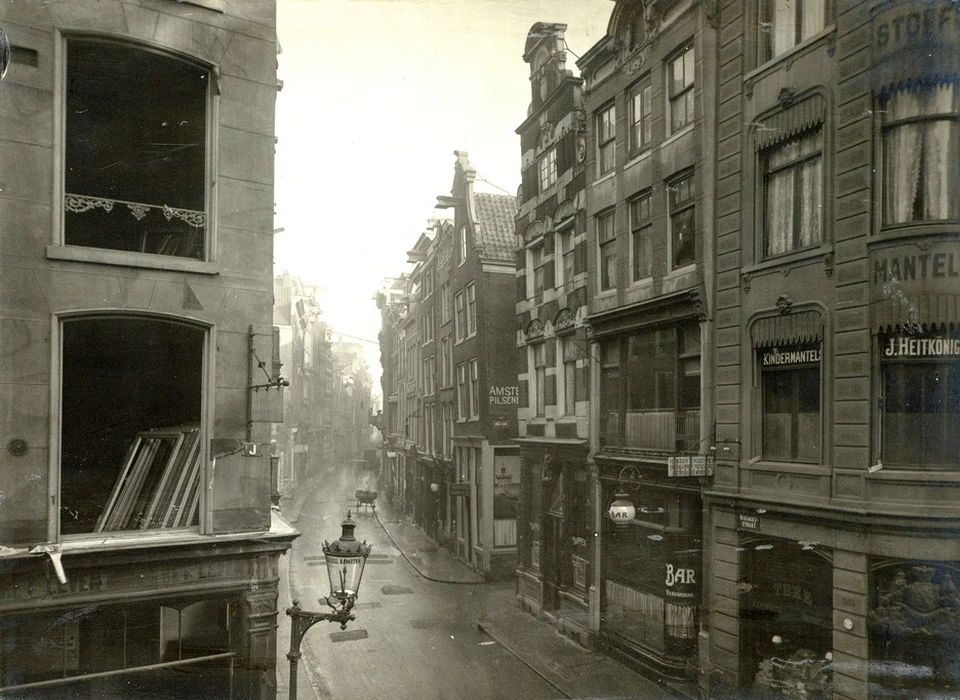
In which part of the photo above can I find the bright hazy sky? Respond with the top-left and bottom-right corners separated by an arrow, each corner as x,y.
273,0 -> 612,393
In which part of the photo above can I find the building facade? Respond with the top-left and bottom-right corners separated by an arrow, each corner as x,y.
577,0 -> 718,685
435,153 -> 521,580
0,2 -> 291,697
703,0 -> 960,698
513,22 -> 595,645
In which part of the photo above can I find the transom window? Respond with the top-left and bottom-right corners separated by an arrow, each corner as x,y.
597,103 -> 617,176
667,45 -> 695,134
669,173 -> 696,268
760,0 -> 826,63
598,210 -> 617,290
763,128 -> 823,258
630,192 -> 653,280
882,84 -> 960,226
629,78 -> 652,154
65,38 -> 209,259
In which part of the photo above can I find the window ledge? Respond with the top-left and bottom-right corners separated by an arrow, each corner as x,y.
48,245 -> 220,274
591,171 -> 616,187
866,468 -> 960,482
624,149 -> 653,172
745,460 -> 828,475
662,124 -> 694,149
876,222 -> 960,241
742,244 -> 833,278
664,263 -> 696,280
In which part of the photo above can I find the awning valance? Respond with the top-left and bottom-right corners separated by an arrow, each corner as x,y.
872,294 -> 960,332
754,95 -> 826,151
751,310 -> 823,348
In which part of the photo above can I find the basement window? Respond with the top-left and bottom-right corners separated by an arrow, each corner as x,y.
63,38 -> 210,259
60,316 -> 205,536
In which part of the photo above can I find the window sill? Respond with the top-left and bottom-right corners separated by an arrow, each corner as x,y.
876,221 -> 960,241
745,459 -> 827,475
866,467 -> 960,481
591,171 -> 616,187
624,149 -> 653,172
744,26 -> 837,96
662,124 -> 694,149
48,245 -> 221,274
664,263 -> 696,280
742,244 -> 833,278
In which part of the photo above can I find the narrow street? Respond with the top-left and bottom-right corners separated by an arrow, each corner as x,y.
281,463 -> 562,700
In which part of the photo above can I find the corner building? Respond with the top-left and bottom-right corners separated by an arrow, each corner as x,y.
704,0 -> 960,698
0,3 -> 290,697
577,0 -> 718,685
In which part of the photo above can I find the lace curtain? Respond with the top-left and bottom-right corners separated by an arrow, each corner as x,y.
884,84 -> 959,224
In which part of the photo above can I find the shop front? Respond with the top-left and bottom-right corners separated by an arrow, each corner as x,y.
598,459 -> 702,680
516,442 -> 592,639
738,533 -> 834,700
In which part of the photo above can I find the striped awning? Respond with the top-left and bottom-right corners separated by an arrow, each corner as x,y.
754,95 -> 826,151
751,310 -> 823,348
872,294 -> 960,332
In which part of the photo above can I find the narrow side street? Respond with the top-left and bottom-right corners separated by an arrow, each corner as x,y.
276,463 -> 679,700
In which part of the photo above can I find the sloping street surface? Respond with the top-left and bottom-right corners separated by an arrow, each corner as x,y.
276,463 -> 679,700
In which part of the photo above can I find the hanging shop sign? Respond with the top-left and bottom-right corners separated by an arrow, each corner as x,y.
667,454 -> 714,477
608,493 -> 636,524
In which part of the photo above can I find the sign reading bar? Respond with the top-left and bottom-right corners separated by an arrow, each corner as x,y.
668,454 -> 714,477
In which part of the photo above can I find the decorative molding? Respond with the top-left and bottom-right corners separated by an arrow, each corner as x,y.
555,308 -> 576,331
64,194 -> 206,230
741,272 -> 752,294
777,87 -> 796,109
823,251 -> 834,278
776,295 -> 793,315
620,48 -> 648,76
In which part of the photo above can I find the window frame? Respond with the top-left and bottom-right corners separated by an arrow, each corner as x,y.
759,0 -> 827,64
561,336 -> 578,417
758,344 -> 822,463
454,291 -> 465,343
466,282 -> 477,338
597,102 -> 617,176
597,209 -> 617,291
58,35 -> 218,272
469,358 -> 480,420
538,147 -> 558,192
629,191 -> 653,281
668,172 -> 696,270
761,126 -> 824,259
880,84 -> 960,228
557,227 -> 576,289
628,76 -> 653,155
667,43 -> 695,135
457,362 -> 468,420
458,225 -> 468,265
533,343 -> 548,418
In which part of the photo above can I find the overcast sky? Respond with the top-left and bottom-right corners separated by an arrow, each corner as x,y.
273,0 -> 612,394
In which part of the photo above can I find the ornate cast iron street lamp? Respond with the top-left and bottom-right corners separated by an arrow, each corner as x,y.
285,511 -> 370,700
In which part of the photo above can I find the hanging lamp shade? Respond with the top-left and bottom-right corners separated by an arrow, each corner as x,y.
322,511 -> 371,600
608,492 -> 636,525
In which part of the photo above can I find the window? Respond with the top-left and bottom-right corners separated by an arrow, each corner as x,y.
557,229 -> 575,288
882,84 -> 960,225
630,192 -> 653,280
530,243 -> 546,296
667,45 -> 695,134
534,343 -> 547,417
760,0 -> 826,63
562,337 -> 579,416
441,338 -> 451,387
466,283 -> 477,337
539,148 -> 557,192
457,363 -> 468,419
760,344 -> 821,462
454,291 -> 465,342
60,317 -> 204,535
598,210 -> 617,290
458,226 -> 468,264
763,128 -> 823,257
629,78 -> 652,154
880,330 -> 960,467
669,173 -> 696,268
65,39 -> 209,259
602,323 -> 701,450
469,358 -> 480,419
597,103 -> 617,176
440,283 -> 451,323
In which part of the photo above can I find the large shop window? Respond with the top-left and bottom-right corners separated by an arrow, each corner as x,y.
879,328 -> 960,468
1,597 -> 236,697
740,537 -> 833,699
602,487 -> 700,657
762,128 -> 823,258
60,317 -> 204,536
882,84 -> 960,225
760,344 -> 821,462
601,322 -> 701,451
759,0 -> 826,63
65,39 -> 209,259
869,560 -> 960,697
